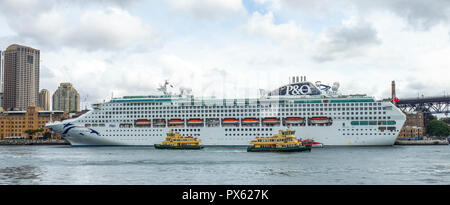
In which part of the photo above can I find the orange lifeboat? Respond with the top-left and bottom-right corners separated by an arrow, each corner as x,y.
168,119 -> 185,124
262,118 -> 280,124
222,118 -> 239,124
187,119 -> 203,124
310,117 -> 331,124
284,117 -> 304,124
135,119 -> 151,124
242,118 -> 259,124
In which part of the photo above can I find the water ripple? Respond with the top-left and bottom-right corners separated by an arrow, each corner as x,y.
0,145 -> 449,184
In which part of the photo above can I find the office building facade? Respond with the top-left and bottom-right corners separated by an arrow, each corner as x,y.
52,82 -> 80,113
2,44 -> 40,111
38,89 -> 50,110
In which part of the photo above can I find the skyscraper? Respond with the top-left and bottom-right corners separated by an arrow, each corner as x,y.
3,44 -> 40,111
1,50 -> 3,92
38,89 -> 50,110
52,82 -> 80,113
0,50 -> 3,109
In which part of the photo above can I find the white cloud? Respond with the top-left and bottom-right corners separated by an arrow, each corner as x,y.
354,0 -> 450,31
312,17 -> 381,62
65,7 -> 155,51
1,0 -> 449,106
0,1 -> 156,51
167,0 -> 246,19
246,11 -> 310,47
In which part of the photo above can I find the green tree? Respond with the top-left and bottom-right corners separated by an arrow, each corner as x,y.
24,129 -> 34,139
426,120 -> 450,138
423,113 -> 437,128
441,117 -> 450,124
24,128 -> 45,139
43,132 -> 52,140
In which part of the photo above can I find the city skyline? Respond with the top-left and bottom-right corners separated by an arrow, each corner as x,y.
0,0 -> 449,106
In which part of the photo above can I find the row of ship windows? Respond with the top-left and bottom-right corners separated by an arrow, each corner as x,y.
223,133 -> 398,136
102,102 -> 384,109
104,134 -> 163,137
102,128 -> 274,132
225,133 -> 273,136
343,133 -> 396,136
103,134 -> 205,137
225,128 -> 273,132
107,138 -> 256,142
101,132 -> 396,137
105,129 -> 165,132
80,115 -> 389,124
339,129 -> 399,132
100,106 -> 387,112
85,112 -> 388,119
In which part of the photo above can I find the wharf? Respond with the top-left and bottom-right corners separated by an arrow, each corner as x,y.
0,139 -> 70,145
395,140 -> 449,145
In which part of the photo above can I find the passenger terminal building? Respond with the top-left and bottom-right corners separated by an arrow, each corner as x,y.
0,106 -> 66,139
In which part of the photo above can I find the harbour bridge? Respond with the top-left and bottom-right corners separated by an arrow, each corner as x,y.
396,95 -> 450,115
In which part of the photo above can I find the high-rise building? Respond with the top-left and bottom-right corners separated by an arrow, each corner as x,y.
0,92 -> 3,110
1,50 -> 3,93
3,44 -> 40,111
0,50 -> 3,109
38,89 -> 50,110
52,82 -> 80,113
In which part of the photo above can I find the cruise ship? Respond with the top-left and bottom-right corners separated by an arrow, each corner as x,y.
46,76 -> 406,146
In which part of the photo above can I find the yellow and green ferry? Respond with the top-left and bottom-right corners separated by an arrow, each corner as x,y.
247,128 -> 311,152
154,130 -> 204,149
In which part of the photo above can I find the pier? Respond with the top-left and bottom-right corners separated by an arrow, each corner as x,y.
0,139 -> 70,146
395,139 -> 449,145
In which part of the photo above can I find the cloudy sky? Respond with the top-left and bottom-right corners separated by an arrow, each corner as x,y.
1,0 -> 449,108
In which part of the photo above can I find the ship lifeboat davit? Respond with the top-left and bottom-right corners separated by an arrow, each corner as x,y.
284,117 -> 304,124
222,118 -> 239,124
310,117 -> 331,124
262,118 -> 280,124
153,119 -> 166,126
242,118 -> 259,124
187,119 -> 203,124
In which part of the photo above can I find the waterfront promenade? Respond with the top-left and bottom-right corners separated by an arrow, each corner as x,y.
395,139 -> 449,145
0,139 -> 70,146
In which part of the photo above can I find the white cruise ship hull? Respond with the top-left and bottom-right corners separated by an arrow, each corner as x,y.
48,118 -> 405,147
46,79 -> 406,147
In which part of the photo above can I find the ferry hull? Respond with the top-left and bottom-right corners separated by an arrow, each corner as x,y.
154,144 -> 204,149
247,145 -> 311,152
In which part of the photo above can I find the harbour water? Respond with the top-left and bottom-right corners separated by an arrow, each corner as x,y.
0,145 -> 449,185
